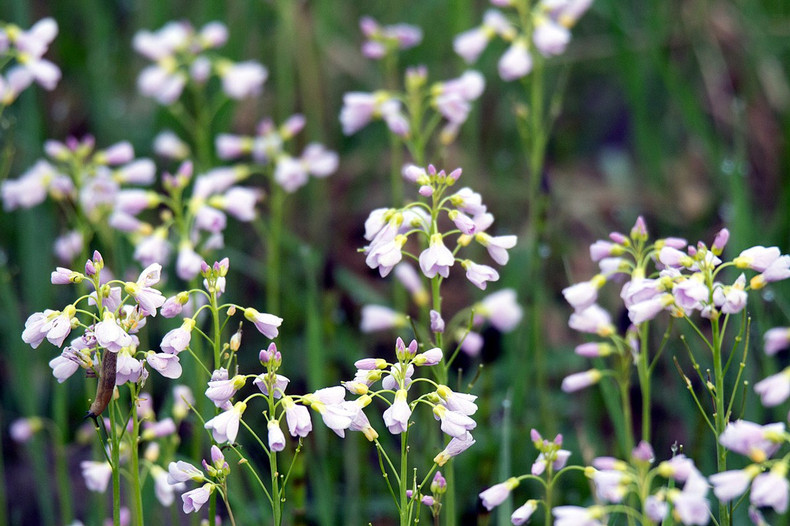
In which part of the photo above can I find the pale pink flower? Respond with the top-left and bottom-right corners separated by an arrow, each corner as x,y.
434,431 -> 475,466
533,18 -> 570,56
453,27 -> 490,63
672,278 -> 709,313
499,40 -> 532,81
95,312 -> 133,352
267,420 -> 286,451
478,289 -> 523,332
476,232 -> 517,265
433,405 -> 476,438
414,347 -> 443,366
480,477 -> 519,511
152,465 -> 182,506
48,351 -> 82,383
645,496 -> 668,521
628,293 -> 673,324
511,500 -> 537,525
569,304 -> 614,336
126,263 -> 166,315
152,130 -> 189,159
561,369 -> 602,392
253,373 -> 289,399
620,278 -> 662,307
451,187 -> 487,215
360,305 -> 407,333
751,467 -> 789,512
206,374 -> 246,407
146,352 -> 182,379
219,187 -> 261,221
219,61 -> 267,99
735,246 -> 782,271
553,506 -> 604,526
115,351 -> 145,385
709,468 -> 755,501
383,389 -> 411,434
670,490 -> 709,525
463,260 -> 500,289
181,483 -> 213,514
754,370 -> 790,408
719,420 -> 784,462
591,470 -> 626,502
303,386 -> 355,436
365,235 -> 406,277
438,388 -> 477,417
204,402 -> 246,443
176,244 -> 203,281
244,308 -> 283,339
133,231 -> 171,267
160,319 -> 195,354
81,461 -> 112,492
563,276 -> 605,311
283,397 -> 312,437
751,255 -> 790,288
765,327 -> 790,355
53,230 -> 84,263
430,310 -> 445,333
167,460 -> 204,484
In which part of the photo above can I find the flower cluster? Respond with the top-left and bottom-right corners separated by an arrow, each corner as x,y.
454,0 -> 593,81
341,66 -> 485,144
587,443 -> 710,525
363,164 -> 515,284
111,161 -> 262,279
479,430 -> 568,524
215,114 -> 338,193
342,338 -> 478,459
166,445 -> 228,513
359,16 -> 422,60
561,217 -> 790,393
0,17 -> 60,105
711,420 -> 789,516
2,136 -> 155,262
134,20 -> 267,104
24,252 -> 171,387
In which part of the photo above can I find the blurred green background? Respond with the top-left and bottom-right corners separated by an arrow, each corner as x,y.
2,0 -> 790,525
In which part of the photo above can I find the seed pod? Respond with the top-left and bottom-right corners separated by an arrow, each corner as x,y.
87,350 -> 117,424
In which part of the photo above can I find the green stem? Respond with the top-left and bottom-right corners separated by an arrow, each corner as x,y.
53,385 -> 73,524
267,185 -> 284,315
544,470 -> 553,526
269,397 -> 282,525
130,391 -> 144,526
711,317 -> 728,525
619,376 -> 635,456
110,400 -> 121,526
210,290 -> 222,370
637,324 -> 651,444
399,432 -> 409,526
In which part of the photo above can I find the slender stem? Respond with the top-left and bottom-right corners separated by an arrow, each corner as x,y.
110,399 -> 121,526
619,376 -> 635,456
637,323 -> 651,444
399,432 -> 409,526
130,390 -> 144,526
210,290 -> 222,370
544,469 -> 553,526
267,184 -> 284,315
268,397 -> 282,525
53,389 -> 73,524
711,317 -> 728,525
208,492 -> 217,526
